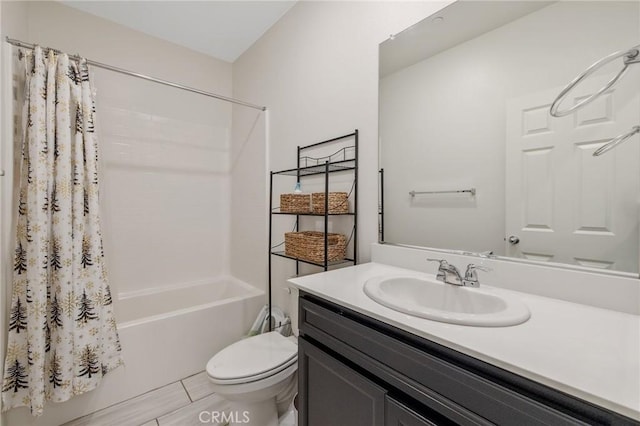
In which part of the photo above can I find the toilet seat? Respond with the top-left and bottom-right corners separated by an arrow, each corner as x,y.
206,332 -> 297,385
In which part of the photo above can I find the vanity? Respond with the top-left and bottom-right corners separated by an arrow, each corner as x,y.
289,260 -> 640,426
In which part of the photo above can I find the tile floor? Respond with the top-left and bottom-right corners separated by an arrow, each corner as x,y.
63,372 -> 229,426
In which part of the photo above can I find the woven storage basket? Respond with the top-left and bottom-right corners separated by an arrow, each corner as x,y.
285,231 -> 347,263
311,192 -> 349,214
280,193 -> 311,213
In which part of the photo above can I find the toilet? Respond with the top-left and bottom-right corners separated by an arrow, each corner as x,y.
206,331 -> 298,426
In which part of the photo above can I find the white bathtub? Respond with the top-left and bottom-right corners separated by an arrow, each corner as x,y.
6,277 -> 265,426
115,276 -> 263,325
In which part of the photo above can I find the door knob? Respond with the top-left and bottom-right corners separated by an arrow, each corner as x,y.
507,235 -> 520,245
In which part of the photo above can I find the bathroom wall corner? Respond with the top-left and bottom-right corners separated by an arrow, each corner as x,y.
231,0 -> 453,317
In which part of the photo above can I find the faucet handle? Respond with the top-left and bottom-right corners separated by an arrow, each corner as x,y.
463,264 -> 491,287
426,258 -> 448,282
465,264 -> 491,276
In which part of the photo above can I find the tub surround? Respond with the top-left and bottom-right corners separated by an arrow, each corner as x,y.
289,261 -> 640,421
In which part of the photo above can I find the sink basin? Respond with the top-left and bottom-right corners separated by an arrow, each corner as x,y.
363,275 -> 530,327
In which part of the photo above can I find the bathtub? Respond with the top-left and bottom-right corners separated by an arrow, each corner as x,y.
115,276 -> 265,384
6,276 -> 265,426
115,276 -> 264,326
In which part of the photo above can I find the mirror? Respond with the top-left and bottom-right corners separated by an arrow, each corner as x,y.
379,1 -> 640,274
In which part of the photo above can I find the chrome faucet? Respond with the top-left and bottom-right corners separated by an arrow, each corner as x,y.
427,259 -> 491,287
427,259 -> 463,286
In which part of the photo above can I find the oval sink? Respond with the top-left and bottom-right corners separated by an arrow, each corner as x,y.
363,275 -> 530,327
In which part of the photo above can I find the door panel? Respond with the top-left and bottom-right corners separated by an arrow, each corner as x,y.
506,74 -> 640,272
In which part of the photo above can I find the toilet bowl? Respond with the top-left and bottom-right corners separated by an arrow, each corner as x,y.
206,331 -> 298,426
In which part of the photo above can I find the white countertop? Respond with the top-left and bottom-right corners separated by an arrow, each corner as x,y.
288,262 -> 640,421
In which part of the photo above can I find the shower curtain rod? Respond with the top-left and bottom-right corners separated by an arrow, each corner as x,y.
5,37 -> 267,111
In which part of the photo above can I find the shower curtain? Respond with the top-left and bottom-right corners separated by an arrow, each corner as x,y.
1,46 -> 123,416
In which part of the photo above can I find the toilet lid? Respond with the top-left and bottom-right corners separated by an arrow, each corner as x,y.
206,332 -> 297,384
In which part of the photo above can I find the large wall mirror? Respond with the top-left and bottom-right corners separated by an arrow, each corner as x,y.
379,1 -> 640,275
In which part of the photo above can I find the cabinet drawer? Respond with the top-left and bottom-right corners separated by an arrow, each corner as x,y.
299,294 -> 616,426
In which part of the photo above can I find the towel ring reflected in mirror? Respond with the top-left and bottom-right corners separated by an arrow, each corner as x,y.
550,45 -> 640,117
593,126 -> 640,157
550,44 -> 640,157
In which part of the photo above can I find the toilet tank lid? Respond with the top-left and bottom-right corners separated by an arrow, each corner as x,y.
206,331 -> 297,380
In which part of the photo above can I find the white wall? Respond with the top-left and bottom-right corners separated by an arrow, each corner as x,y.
380,1 -> 640,256
23,2 -> 234,297
231,0 -> 452,314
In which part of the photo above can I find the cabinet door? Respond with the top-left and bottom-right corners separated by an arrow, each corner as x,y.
386,397 -> 440,426
298,337 -> 386,426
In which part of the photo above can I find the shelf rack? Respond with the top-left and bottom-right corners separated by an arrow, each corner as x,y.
268,131 -> 358,329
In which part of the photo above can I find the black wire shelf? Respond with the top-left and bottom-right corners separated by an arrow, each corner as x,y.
298,145 -> 356,168
272,160 -> 355,177
267,129 -> 359,332
272,211 -> 355,216
270,251 -> 355,268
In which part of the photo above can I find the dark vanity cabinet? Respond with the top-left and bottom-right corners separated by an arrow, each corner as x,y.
297,292 -> 639,426
300,339 -> 386,425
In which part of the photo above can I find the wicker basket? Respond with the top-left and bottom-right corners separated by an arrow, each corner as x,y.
285,231 -> 347,263
280,193 -> 311,213
311,192 -> 349,214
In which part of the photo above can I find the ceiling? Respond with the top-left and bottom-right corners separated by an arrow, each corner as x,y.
62,1 -> 297,63
380,1 -> 553,77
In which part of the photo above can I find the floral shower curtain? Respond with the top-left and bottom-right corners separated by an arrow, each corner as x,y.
1,46 -> 123,416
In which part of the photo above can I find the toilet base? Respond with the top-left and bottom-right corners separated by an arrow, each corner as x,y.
228,397 -> 278,426
278,397 -> 298,426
